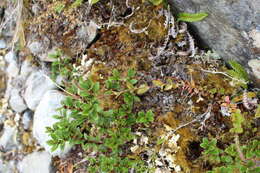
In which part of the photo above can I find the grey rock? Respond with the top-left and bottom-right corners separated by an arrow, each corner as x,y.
28,36 -> 50,59
76,20 -> 99,43
18,151 -> 53,173
4,51 -> 17,64
6,62 -> 19,78
0,160 -> 17,173
24,71 -> 56,110
22,110 -> 33,130
248,59 -> 260,84
33,90 -> 71,157
32,3 -> 41,16
20,60 -> 38,78
0,39 -> 6,49
0,123 -> 18,151
169,0 -> 260,86
28,41 -> 45,55
9,88 -> 27,113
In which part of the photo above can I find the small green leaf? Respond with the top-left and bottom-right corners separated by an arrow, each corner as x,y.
148,0 -> 163,6
92,82 -> 100,93
89,0 -> 100,5
54,3 -> 65,13
127,69 -> 136,78
178,12 -> 208,22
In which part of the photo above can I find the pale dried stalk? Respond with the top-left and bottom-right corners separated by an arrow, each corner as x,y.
11,0 -> 25,51
129,19 -> 152,34
43,74 -> 81,100
200,68 -> 248,84
173,104 -> 212,133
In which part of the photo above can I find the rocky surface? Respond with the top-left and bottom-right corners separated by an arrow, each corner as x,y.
18,151 -> 53,173
33,90 -> 71,157
0,122 -> 18,151
23,71 -> 56,110
169,0 -> 260,85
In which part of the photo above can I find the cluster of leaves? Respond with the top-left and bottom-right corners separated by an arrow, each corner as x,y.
48,49 -> 74,80
227,60 -> 249,88
200,138 -> 260,173
46,69 -> 154,172
200,107 -> 259,173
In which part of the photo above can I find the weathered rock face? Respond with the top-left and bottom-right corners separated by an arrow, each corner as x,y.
169,0 -> 260,85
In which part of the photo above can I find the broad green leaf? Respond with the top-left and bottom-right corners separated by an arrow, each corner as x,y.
228,60 -> 249,81
178,12 -> 208,22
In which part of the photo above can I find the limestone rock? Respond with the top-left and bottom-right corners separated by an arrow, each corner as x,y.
6,62 -> 19,78
4,51 -> 17,64
0,123 -> 18,151
0,39 -> 6,49
24,71 -> 56,110
9,88 -> 27,113
18,151 -> 53,173
20,60 -> 38,79
22,110 -> 33,130
33,90 -> 71,157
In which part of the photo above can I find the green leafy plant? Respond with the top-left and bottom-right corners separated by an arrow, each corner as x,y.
230,109 -> 245,134
46,69 -> 154,172
200,137 -> 260,173
227,60 -> 249,87
49,49 -> 74,80
177,12 -> 208,22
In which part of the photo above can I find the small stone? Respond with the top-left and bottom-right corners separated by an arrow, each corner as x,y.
0,123 -> 18,151
6,62 -> 19,78
33,90 -> 71,157
4,51 -> 17,64
77,20 -> 99,43
28,41 -> 45,55
24,71 -> 56,110
31,3 -> 41,15
22,110 -> 33,130
18,151 -> 53,173
20,60 -> 38,79
0,39 -> 6,49
9,88 -> 27,113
